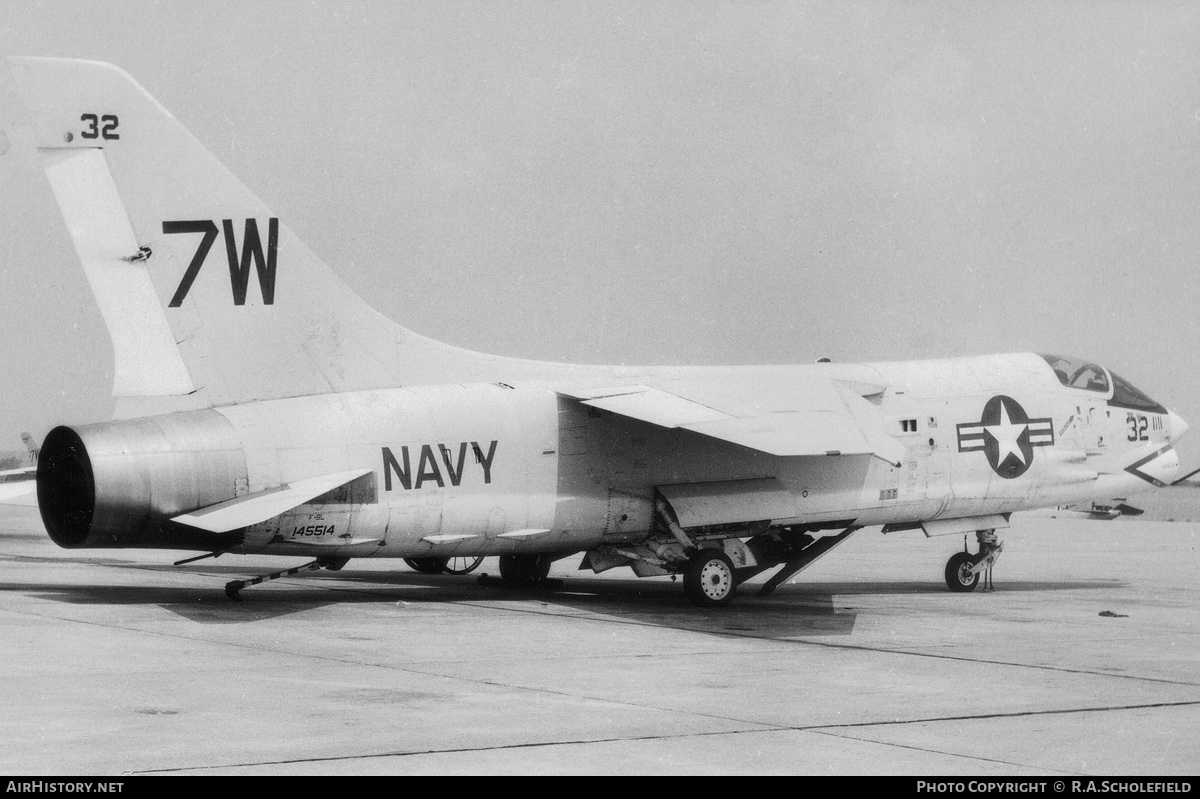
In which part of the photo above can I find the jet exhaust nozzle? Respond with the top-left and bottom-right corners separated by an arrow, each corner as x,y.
37,411 -> 249,550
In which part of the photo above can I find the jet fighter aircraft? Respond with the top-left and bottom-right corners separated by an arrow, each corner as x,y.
4,58 -> 1187,606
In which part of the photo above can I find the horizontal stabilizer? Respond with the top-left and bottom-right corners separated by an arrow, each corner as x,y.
0,467 -> 37,484
172,468 -> 372,533
0,481 -> 36,502
0,466 -> 37,503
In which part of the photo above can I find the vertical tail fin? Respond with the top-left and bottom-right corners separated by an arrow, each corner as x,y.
5,57 -> 493,414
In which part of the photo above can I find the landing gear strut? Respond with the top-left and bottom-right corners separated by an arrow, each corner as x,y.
944,529 -> 1004,593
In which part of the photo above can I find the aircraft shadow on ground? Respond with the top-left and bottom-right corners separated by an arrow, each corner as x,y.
1,563 -> 1122,632
787,579 -> 1122,595
0,553 -> 144,567
1,584 -> 334,622
1,567 -> 855,634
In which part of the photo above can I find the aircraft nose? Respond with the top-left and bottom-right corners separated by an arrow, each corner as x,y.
1168,410 -> 1189,442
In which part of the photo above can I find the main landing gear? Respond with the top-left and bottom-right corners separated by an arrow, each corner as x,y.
683,548 -> 736,607
944,529 -> 1003,593
498,553 -> 553,585
403,556 -> 486,575
653,497 -> 739,608
475,554 -> 558,590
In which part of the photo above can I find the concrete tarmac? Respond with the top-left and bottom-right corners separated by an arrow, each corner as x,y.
0,503 -> 1196,776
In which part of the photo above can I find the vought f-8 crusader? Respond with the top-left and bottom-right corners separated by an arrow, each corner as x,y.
4,58 -> 1186,606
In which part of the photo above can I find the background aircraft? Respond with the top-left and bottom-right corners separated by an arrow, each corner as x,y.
0,432 -> 39,502
1,57 -> 1187,606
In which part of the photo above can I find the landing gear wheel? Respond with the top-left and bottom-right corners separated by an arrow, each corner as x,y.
945,551 -> 980,593
499,554 -> 552,584
443,556 -> 485,575
405,557 -> 449,575
684,549 -> 736,608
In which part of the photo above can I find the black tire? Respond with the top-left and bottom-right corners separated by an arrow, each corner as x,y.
443,556 -> 485,575
499,554 -> 552,584
945,551 -> 980,592
684,549 -> 736,608
405,557 -> 449,575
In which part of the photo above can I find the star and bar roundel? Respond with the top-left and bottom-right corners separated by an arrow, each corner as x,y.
956,395 -> 1055,479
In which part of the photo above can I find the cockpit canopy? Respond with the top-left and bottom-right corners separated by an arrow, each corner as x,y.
1039,353 -> 1166,413
1041,353 -> 1109,393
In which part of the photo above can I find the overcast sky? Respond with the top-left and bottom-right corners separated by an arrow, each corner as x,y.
2,1 -> 1199,466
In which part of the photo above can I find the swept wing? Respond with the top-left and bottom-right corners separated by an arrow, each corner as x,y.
560,374 -> 904,466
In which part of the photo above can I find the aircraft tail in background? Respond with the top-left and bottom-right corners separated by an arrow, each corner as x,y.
20,432 -> 37,466
0,432 -> 38,502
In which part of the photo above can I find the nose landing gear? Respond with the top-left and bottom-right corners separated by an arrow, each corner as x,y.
944,529 -> 1004,593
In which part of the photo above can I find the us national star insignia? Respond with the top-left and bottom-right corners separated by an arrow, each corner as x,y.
957,395 -> 1054,479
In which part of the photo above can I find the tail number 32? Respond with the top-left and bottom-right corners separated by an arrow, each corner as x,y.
80,113 -> 119,140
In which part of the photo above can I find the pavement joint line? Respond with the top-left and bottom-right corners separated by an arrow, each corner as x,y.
123,723 -> 1040,775
802,698 -> 1200,730
0,602 -> 792,733
8,591 -> 1131,766
804,727 -> 1079,775
441,595 -> 1200,689
7,596 -> 1200,766
78,699 -> 1200,775
133,699 -> 1183,776
799,700 -> 1200,776
123,730 -> 763,774
6,571 -> 1200,695
4,557 -> 1198,772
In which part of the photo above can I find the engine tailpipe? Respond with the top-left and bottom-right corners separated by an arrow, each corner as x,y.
37,410 -> 249,551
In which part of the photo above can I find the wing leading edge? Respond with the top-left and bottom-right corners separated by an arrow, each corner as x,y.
560,378 -> 904,466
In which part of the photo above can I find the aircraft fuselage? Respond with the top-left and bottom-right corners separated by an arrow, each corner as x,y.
39,353 -> 1180,566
